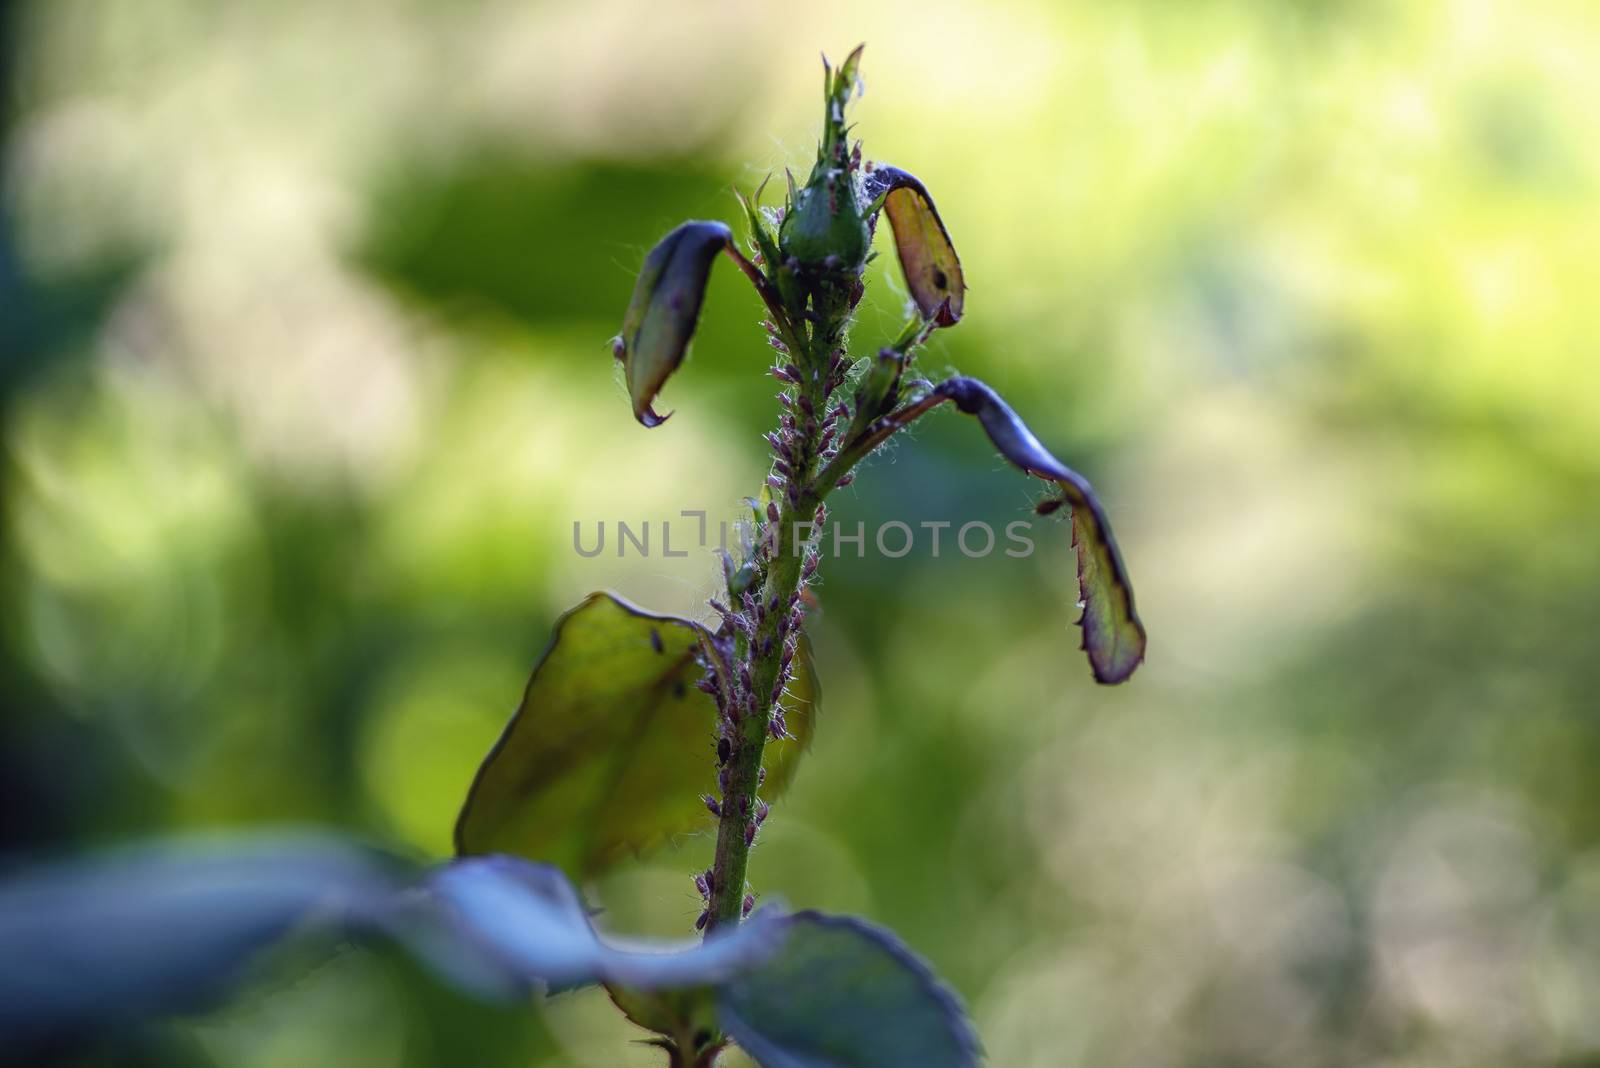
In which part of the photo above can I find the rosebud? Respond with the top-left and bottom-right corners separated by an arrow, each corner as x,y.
778,46 -> 871,275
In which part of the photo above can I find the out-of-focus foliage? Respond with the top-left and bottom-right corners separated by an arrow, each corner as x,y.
4,1 -> 1600,1065
0,833 -> 806,1063
717,911 -> 980,1068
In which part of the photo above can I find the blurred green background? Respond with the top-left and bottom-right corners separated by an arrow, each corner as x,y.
4,0 -> 1600,1065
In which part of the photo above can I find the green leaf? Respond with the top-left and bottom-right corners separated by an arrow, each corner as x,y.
613,221 -> 732,427
944,377 -> 1146,683
607,983 -> 719,1043
716,912 -> 980,1068
864,166 -> 965,326
734,184 -> 782,282
455,593 -> 819,878
0,834 -> 403,1049
428,857 -> 784,992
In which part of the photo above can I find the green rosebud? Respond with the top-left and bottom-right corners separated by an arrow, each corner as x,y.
779,171 -> 870,273
778,45 -> 871,275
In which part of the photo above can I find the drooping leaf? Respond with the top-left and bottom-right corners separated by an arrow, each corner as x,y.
429,856 -> 785,992
0,833 -> 403,1049
864,166 -> 964,326
716,912 -> 981,1068
455,593 -> 818,878
613,221 -> 732,427
943,377 -> 1146,683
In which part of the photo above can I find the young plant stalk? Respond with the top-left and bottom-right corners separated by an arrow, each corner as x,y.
606,43 -> 1148,946
444,43 -> 1148,1068
707,312 -> 838,931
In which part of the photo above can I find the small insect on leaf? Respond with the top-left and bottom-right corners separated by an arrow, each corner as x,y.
613,221 -> 734,427
864,166 -> 965,326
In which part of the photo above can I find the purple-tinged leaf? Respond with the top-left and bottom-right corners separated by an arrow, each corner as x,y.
614,221 -> 732,427
942,377 -> 1146,683
863,166 -> 965,326
716,911 -> 980,1068
828,376 -> 1145,683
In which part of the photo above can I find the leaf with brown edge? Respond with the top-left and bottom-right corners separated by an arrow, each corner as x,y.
864,166 -> 965,326
942,377 -> 1147,683
455,593 -> 819,878
613,221 -> 732,427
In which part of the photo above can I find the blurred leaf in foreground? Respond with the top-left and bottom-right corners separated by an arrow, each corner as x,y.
717,911 -> 981,1068
0,833 -> 401,1051
430,855 -> 785,992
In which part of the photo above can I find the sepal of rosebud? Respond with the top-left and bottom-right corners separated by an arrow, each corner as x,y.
862,165 -> 965,325
612,220 -> 734,427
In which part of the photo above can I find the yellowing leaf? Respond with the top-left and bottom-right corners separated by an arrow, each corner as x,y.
866,166 -> 965,326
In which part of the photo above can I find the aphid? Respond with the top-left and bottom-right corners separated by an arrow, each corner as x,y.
649,628 -> 664,654
716,736 -> 731,767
